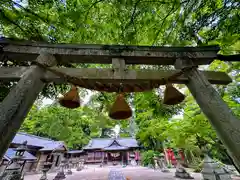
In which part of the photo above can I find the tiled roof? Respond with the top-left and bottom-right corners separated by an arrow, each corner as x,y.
84,139 -> 111,149
117,138 -> 139,148
4,148 -> 37,161
40,141 -> 66,151
83,137 -> 139,150
12,132 -> 67,151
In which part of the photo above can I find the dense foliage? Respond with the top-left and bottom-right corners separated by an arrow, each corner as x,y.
20,104 -> 117,149
0,0 -> 239,165
141,150 -> 159,167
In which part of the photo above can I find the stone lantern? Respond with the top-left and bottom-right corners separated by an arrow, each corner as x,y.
66,160 -> 73,175
76,159 -> 84,171
39,161 -> 53,180
1,141 -> 28,180
16,143 -> 27,157
175,155 -> 194,179
53,160 -> 66,180
201,145 -> 232,180
39,153 -> 53,180
159,153 -> 169,172
153,156 -> 159,170
75,161 -> 80,171
201,155 -> 232,180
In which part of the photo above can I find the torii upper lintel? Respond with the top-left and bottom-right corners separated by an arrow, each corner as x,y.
0,38 -> 225,65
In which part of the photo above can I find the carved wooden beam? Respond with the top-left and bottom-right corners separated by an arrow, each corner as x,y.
0,67 -> 232,85
0,38 -> 220,65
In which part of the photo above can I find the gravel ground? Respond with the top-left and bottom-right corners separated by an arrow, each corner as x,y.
24,166 -> 202,180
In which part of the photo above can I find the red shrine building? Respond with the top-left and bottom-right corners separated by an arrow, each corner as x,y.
83,138 -> 141,165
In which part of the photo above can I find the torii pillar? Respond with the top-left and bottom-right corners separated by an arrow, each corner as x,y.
175,59 -> 240,170
0,53 -> 56,160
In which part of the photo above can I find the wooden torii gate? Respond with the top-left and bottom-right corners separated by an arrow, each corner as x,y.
0,39 -> 239,169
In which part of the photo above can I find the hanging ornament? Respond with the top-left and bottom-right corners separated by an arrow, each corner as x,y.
58,85 -> 81,109
110,152 -> 120,158
109,94 -> 132,120
163,83 -> 185,105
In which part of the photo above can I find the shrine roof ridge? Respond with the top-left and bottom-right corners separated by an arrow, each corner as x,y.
17,132 -> 54,141
67,150 -> 84,154
83,137 -> 139,150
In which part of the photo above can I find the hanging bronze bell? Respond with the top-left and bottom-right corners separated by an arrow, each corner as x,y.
109,94 -> 132,120
163,83 -> 185,105
59,86 -> 80,109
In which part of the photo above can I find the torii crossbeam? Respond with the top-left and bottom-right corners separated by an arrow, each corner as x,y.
0,38 -> 239,169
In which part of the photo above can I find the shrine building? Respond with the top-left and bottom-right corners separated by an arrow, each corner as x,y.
83,137 -> 141,165
0,132 -> 67,173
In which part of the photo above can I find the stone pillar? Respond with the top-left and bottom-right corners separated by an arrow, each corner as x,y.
0,53 -> 56,160
175,59 -> 240,170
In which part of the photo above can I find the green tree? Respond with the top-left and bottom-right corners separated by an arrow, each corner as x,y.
134,90 -> 183,150
21,105 -> 116,149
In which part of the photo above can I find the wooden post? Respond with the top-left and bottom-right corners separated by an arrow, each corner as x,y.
0,53 -> 56,160
163,148 -> 170,166
175,59 -> 240,170
107,152 -> 108,165
121,152 -> 123,165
